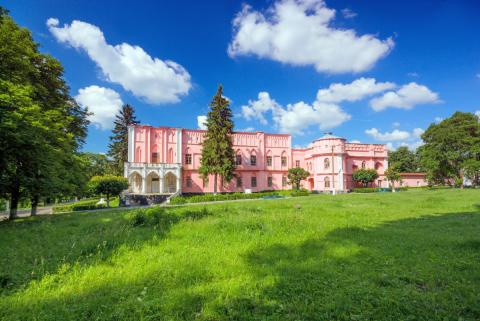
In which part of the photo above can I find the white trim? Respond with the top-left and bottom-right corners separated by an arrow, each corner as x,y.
127,126 -> 134,162
176,128 -> 182,164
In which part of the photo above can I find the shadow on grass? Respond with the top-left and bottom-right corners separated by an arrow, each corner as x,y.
215,212 -> 480,320
1,211 -> 479,321
0,206 -> 212,295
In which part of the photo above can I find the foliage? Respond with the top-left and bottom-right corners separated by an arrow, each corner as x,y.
0,10 -> 89,218
169,190 -> 310,205
352,187 -> 408,193
0,189 -> 479,320
88,176 -> 128,207
352,169 -> 379,187
199,85 -> 236,193
462,159 -> 480,186
287,167 -> 310,190
52,197 -> 119,213
384,167 -> 402,191
418,112 -> 480,186
388,146 -> 421,172
108,104 -> 139,176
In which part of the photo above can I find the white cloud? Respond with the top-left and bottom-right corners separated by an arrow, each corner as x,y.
341,8 -> 357,19
369,82 -> 441,111
392,122 -> 400,128
47,19 -> 191,104
238,127 -> 255,132
197,115 -> 207,130
75,85 -> 123,130
241,92 -> 281,124
228,0 -> 394,73
241,91 -> 350,135
434,116 -> 443,123
407,72 -> 419,77
365,128 -> 410,141
475,110 -> 480,118
412,127 -> 424,138
350,140 -> 361,143
316,77 -> 395,103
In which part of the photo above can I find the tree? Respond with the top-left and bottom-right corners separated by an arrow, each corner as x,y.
385,167 -> 402,192
352,169 -> 379,187
287,167 -> 310,190
88,175 -> 128,207
419,112 -> 480,187
388,146 -> 420,172
0,9 -> 89,218
462,159 -> 480,187
199,85 -> 236,194
108,104 -> 139,175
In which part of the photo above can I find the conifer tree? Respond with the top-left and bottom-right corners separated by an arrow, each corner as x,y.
108,104 -> 139,175
199,85 -> 236,194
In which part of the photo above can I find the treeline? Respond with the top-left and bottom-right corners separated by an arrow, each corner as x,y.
0,8 -> 137,218
389,112 -> 480,187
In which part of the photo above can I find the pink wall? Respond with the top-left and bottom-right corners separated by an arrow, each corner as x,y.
128,126 -> 400,193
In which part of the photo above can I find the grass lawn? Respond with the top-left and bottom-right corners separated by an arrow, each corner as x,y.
0,189 -> 479,320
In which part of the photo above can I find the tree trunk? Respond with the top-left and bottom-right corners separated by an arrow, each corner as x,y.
9,186 -> 20,220
213,173 -> 218,194
31,195 -> 39,216
106,194 -> 110,207
392,181 -> 396,192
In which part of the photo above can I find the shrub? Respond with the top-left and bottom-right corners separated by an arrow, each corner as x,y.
352,187 -> 408,193
169,190 -> 310,204
53,197 -> 118,213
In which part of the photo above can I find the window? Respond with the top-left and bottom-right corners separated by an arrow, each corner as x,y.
377,180 -> 382,187
186,176 -> 192,188
361,161 -> 366,169
236,176 -> 242,188
324,177 -> 330,188
235,154 -> 242,165
281,157 -> 287,167
151,152 -> 159,163
295,160 -> 300,167
324,158 -> 330,169
282,176 -> 287,187
250,155 -> 257,166
251,176 -> 257,188
266,156 -> 273,166
267,176 -> 273,187
185,153 -> 192,165
203,177 -> 209,188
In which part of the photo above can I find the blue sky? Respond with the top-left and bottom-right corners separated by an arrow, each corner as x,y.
4,0 -> 480,152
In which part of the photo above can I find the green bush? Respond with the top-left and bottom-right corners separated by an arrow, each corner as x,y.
0,199 -> 6,211
127,207 -> 167,227
53,197 -> 118,213
352,187 -> 408,193
169,190 -> 310,204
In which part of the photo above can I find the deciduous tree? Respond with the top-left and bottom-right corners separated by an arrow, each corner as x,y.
353,169 -> 379,188
385,167 -> 402,192
88,175 -> 128,207
287,167 -> 310,190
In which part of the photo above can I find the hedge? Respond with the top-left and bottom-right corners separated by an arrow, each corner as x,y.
53,197 -> 118,213
352,187 -> 408,193
169,189 -> 310,205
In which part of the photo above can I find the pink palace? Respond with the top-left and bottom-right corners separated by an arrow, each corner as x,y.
124,125 -> 427,195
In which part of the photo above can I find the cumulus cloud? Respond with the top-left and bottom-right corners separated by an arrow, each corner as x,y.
228,0 -> 394,73
350,140 -> 361,143
241,91 -> 350,135
475,110 -> 480,118
365,128 -> 410,142
434,116 -> 443,123
366,127 -> 424,150
47,18 -> 191,104
316,78 -> 395,103
75,85 -> 123,130
369,82 -> 441,111
197,115 -> 207,130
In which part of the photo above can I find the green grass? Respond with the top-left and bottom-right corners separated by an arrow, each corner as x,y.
1,189 -> 479,320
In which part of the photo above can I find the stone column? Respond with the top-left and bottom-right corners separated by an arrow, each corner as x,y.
141,166 -> 147,194
159,176 -> 164,194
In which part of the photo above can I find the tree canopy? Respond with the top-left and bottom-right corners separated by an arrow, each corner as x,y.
199,85 -> 236,193
388,146 -> 421,173
0,8 -> 89,218
287,167 -> 310,190
352,169 -> 379,187
418,112 -> 480,186
88,175 -> 128,207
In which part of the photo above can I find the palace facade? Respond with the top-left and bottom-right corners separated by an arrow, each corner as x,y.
124,125 -> 426,195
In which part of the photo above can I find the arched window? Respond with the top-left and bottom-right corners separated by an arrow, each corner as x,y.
266,150 -> 272,167
324,177 -> 330,188
135,146 -> 142,162
361,161 -> 366,169
168,148 -> 174,163
250,150 -> 257,166
324,158 -> 330,169
235,150 -> 242,165
281,151 -> 287,167
375,162 -> 382,170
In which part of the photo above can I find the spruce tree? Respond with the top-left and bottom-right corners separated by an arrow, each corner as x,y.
199,85 -> 236,194
108,104 -> 139,175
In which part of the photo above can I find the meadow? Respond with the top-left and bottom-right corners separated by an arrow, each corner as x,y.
0,189 -> 479,320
